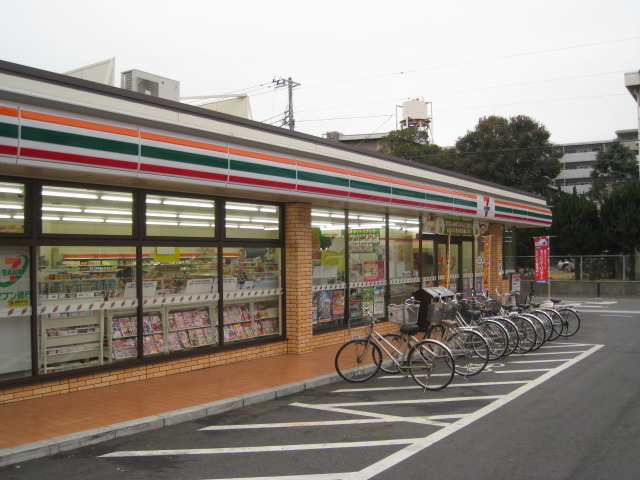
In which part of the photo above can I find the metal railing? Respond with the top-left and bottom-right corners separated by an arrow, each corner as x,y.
516,255 -> 638,281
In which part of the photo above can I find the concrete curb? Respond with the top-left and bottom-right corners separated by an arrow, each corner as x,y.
0,372 -> 342,468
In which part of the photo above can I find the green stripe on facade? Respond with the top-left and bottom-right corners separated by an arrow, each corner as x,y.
350,179 -> 392,195
392,186 -> 425,200
142,145 -> 228,170
496,205 -> 551,220
453,198 -> 478,208
0,122 -> 18,139
425,192 -> 453,204
230,159 -> 297,179
298,170 -> 350,187
22,126 -> 138,156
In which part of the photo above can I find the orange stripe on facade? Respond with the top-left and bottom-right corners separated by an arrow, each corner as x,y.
424,185 -> 476,199
349,170 -> 389,183
390,178 -> 425,190
141,131 -> 228,153
229,147 -> 296,165
296,159 -> 350,176
0,106 -> 18,117
495,199 -> 550,214
20,110 -> 139,137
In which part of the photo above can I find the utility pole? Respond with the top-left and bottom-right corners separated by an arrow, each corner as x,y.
274,77 -> 301,130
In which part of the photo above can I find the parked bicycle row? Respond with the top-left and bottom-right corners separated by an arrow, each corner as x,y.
334,286 -> 581,392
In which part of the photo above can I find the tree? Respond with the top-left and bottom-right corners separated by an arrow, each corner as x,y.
378,127 -> 456,170
600,182 -> 640,280
454,115 -> 562,197
550,190 -> 601,256
589,141 -> 639,204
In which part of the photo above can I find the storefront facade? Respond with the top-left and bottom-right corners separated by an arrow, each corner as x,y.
0,61 -> 551,403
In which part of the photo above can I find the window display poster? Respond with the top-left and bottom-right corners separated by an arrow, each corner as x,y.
349,287 -> 362,317
316,290 -> 332,323
362,286 -> 374,315
331,289 -> 345,320
0,247 -> 30,309
373,285 -> 385,315
363,260 -> 384,282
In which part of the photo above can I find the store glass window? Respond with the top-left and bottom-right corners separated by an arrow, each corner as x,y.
38,246 -> 136,372
461,240 -> 474,292
0,245 -> 31,380
420,238 -> 436,287
225,202 -> 279,239
221,247 -> 282,342
146,194 -> 215,238
0,181 -> 25,234
311,208 -> 347,329
388,214 -> 420,305
348,210 -> 386,320
503,226 -> 516,274
42,185 -> 133,236
142,246 -> 218,354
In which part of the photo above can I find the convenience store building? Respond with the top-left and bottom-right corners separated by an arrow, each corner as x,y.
0,60 -> 552,403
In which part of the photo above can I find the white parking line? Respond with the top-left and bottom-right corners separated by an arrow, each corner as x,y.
510,359 -> 574,364
327,396 -> 501,408
99,438 -> 423,458
494,368 -> 553,374
351,344 -> 604,480
334,380 -> 527,393
199,419 -> 390,431
292,402 -> 452,427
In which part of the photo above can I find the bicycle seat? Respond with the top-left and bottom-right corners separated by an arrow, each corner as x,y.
400,324 -> 420,336
466,309 -> 482,319
441,319 -> 457,328
530,302 -> 540,308
550,298 -> 561,304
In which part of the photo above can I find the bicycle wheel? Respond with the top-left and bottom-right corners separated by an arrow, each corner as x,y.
380,333 -> 404,374
408,339 -> 455,391
477,320 -> 509,360
511,315 -> 536,354
523,314 -> 545,351
541,308 -> 564,341
446,330 -> 489,377
495,317 -> 520,356
530,310 -> 554,343
335,339 -> 382,383
559,308 -> 581,337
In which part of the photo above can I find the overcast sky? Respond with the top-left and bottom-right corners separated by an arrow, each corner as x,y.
1,0 -> 639,147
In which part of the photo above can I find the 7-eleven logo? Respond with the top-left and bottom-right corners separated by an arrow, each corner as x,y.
1,255 -> 29,288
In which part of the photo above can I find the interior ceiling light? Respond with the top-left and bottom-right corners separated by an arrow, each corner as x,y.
179,222 -> 211,227
101,195 -> 132,202
253,219 -> 278,223
0,186 -> 23,194
178,214 -> 215,220
163,200 -> 214,208
41,216 -> 60,221
226,204 -> 259,211
226,216 -> 251,222
106,219 -> 133,224
145,198 -> 162,204
84,208 -> 132,215
147,212 -> 177,218
42,206 -> 81,212
42,190 -> 98,199
62,216 -> 104,223
0,203 -> 23,209
259,207 -> 277,213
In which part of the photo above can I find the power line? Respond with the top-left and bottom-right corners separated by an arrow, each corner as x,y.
300,36 -> 640,91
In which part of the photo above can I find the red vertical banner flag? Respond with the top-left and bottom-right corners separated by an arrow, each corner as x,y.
534,237 -> 549,283
482,236 -> 491,293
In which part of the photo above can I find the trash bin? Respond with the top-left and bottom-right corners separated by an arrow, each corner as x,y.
411,286 -> 455,332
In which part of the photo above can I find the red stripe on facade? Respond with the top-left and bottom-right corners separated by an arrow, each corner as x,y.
296,184 -> 350,197
228,175 -> 296,190
0,145 -> 18,155
349,192 -> 391,203
389,198 -> 424,208
140,163 -> 228,182
20,148 -> 138,170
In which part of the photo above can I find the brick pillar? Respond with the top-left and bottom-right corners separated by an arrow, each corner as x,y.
488,223 -> 509,294
284,203 -> 314,354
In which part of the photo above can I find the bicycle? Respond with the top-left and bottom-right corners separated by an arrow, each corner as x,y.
422,297 -> 491,377
527,289 -> 581,337
334,306 -> 456,391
